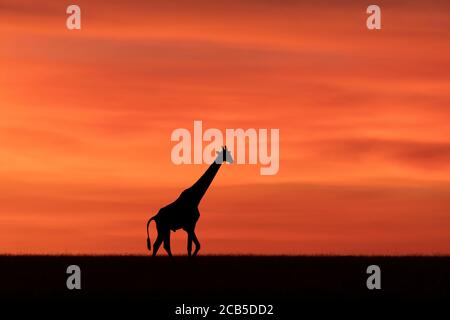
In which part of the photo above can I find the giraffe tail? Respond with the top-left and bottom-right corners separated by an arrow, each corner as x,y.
146,216 -> 156,251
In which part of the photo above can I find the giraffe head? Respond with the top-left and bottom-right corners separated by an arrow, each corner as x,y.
215,146 -> 234,164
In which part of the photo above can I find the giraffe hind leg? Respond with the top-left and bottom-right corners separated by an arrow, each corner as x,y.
163,231 -> 173,258
152,233 -> 164,258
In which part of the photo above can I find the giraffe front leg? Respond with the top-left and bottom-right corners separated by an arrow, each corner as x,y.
187,232 -> 193,257
192,231 -> 201,257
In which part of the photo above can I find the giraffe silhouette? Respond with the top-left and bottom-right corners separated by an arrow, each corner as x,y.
146,146 -> 233,257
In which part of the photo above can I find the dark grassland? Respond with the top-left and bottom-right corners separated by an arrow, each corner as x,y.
0,256 -> 449,317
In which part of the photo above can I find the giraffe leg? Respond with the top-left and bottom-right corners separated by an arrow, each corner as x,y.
187,231 -> 193,257
192,231 -> 201,257
163,231 -> 173,258
152,233 -> 164,258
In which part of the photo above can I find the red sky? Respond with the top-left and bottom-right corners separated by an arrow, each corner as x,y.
1,0 -> 449,254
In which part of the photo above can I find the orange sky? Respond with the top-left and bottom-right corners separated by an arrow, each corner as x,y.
1,0 -> 449,254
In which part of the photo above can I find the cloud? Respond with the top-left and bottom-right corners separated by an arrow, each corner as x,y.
311,138 -> 450,170
1,0 -> 450,254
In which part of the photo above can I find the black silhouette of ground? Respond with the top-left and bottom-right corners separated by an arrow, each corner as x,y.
0,255 -> 449,317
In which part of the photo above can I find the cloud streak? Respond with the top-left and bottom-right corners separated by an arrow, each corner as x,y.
0,0 -> 449,254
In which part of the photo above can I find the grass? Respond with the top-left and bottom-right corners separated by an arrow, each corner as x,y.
1,255 -> 449,301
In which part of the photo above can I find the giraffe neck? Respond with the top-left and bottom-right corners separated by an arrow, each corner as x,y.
187,157 -> 223,205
